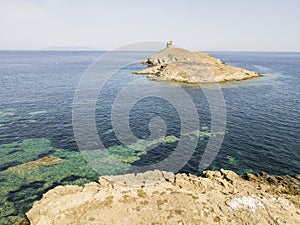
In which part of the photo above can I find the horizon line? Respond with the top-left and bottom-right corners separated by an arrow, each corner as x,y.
0,49 -> 300,53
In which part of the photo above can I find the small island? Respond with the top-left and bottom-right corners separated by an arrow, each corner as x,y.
134,41 -> 262,83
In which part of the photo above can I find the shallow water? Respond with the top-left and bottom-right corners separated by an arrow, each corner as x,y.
0,51 -> 299,224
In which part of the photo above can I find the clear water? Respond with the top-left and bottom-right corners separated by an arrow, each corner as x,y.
0,51 -> 299,224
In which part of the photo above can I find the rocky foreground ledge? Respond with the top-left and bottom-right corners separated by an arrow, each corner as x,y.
26,169 -> 299,225
133,41 -> 262,83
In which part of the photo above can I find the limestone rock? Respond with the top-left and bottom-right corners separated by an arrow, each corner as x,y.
26,169 -> 300,225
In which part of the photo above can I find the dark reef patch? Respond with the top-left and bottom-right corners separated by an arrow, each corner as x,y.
0,161 -> 22,171
37,149 -> 56,158
60,175 -> 84,182
7,180 -> 47,216
0,178 -> 7,182
7,149 -> 24,155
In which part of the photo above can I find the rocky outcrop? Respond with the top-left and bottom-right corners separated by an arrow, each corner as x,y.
26,169 -> 299,225
133,42 -> 262,83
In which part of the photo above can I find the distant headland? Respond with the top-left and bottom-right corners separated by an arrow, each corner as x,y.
133,41 -> 262,83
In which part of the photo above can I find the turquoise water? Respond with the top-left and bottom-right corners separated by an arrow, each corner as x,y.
0,51 -> 299,224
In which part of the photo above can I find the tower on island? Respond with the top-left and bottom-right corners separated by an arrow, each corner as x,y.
166,41 -> 174,48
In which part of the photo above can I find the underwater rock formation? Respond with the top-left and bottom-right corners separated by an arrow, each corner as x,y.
1,133 -> 212,224
133,42 -> 262,83
26,169 -> 299,225
6,156 -> 63,172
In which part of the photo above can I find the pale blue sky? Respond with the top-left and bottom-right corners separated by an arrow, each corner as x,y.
0,0 -> 299,51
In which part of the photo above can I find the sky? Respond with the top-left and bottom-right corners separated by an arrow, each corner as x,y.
0,0 -> 299,51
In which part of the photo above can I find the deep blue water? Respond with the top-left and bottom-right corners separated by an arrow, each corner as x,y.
0,50 -> 299,176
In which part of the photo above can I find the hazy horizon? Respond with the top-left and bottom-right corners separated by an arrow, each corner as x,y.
1,49 -> 300,53
0,0 -> 299,51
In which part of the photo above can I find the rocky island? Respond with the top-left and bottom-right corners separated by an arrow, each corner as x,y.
25,169 -> 299,225
133,41 -> 262,83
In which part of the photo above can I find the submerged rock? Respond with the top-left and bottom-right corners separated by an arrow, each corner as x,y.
133,42 -> 262,83
26,169 -> 299,225
6,156 -> 63,172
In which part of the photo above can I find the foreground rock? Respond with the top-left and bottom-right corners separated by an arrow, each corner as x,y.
133,42 -> 262,83
26,169 -> 299,225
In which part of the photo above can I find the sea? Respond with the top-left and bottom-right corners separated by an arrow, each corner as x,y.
0,50 -> 299,224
